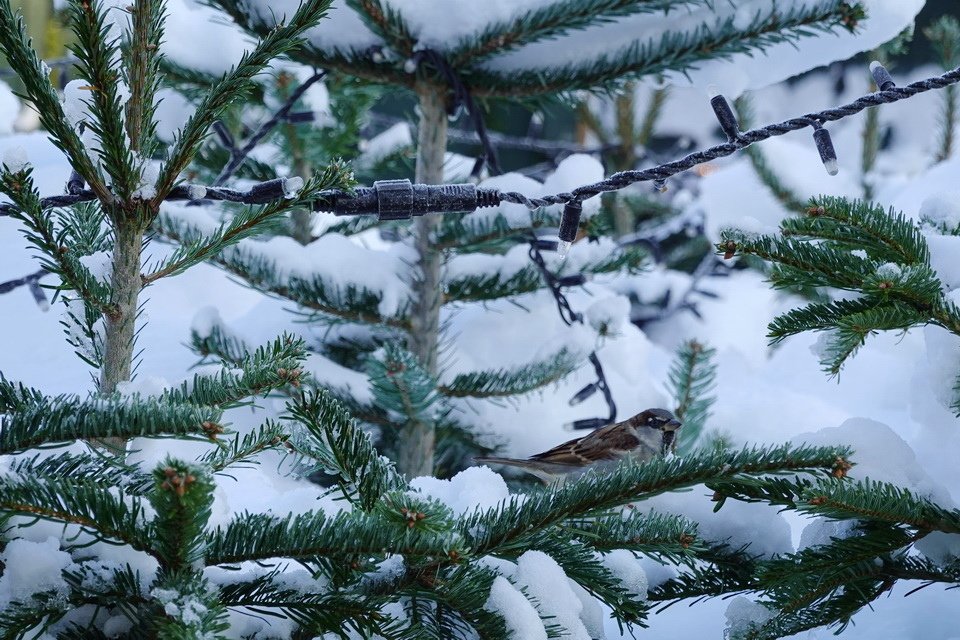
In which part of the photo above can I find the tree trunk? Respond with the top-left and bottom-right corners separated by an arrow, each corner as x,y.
99,222 -> 143,452
613,86 -> 636,238
398,82 -> 448,478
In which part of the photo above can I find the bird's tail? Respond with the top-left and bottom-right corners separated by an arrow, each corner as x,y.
473,456 -> 556,483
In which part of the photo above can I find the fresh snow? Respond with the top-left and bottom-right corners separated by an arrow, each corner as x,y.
484,575 -> 548,640
0,2 -> 957,638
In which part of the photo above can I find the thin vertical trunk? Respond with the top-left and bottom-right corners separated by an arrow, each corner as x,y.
399,82 -> 447,478
99,222 -> 143,452
290,157 -> 314,245
613,85 -> 636,238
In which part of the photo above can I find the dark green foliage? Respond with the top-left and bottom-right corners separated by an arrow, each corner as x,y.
209,0 -> 864,98
0,382 -> 224,454
439,349 -> 578,399
287,390 -> 404,510
719,196 -> 960,378
667,339 -> 717,453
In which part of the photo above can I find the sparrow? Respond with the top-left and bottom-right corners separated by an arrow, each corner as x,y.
475,408 -> 682,484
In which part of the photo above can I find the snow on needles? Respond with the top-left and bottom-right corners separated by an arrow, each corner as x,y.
237,0 -> 921,97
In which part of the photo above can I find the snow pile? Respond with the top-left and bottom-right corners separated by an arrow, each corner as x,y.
0,537 -> 71,607
358,122 -> 413,167
585,295 -> 632,337
409,465 -> 513,515
233,0 -> 923,99
484,576 -> 547,640
920,192 -> 960,231
514,551 -> 592,640
600,549 -> 648,599
1,146 -> 28,172
724,596 -> 776,639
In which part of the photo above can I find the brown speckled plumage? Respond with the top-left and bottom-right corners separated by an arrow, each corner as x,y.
475,408 -> 681,483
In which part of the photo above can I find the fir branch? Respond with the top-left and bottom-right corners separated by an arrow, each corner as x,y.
767,298 -> 922,343
0,374 -> 46,411
216,572 -> 384,636
0,1 -> 111,201
124,0 -> 166,157
347,0 -> 416,57
144,169 -> 349,284
201,421 -> 289,473
154,208 -> 408,328
6,451 -> 152,494
565,509 -> 700,559
443,265 -> 543,304
667,339 -> 716,453
787,196 -> 929,264
449,0 -> 705,66
434,209 -> 554,252
0,387 -> 224,454
189,317 -> 251,366
367,342 -> 439,428
494,534 -> 650,628
0,473 -> 154,555
412,565 -> 508,639
647,542 -> 759,603
798,478 -> 960,533
465,443 -> 851,555
68,0 -> 136,202
152,0 -> 333,206
739,527 -> 923,638
468,2 -> 866,97
438,349 -> 579,399
286,390 -> 404,510
149,572 -> 229,636
149,459 -> 215,572
205,508 -> 463,565
0,166 -> 113,316
166,335 -> 307,408
719,196 -> 960,376
925,16 -> 960,163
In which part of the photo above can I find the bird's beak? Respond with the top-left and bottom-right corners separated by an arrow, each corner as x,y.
665,418 -> 682,431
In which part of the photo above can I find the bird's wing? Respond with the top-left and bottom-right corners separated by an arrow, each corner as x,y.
530,422 -> 641,465
474,456 -> 578,483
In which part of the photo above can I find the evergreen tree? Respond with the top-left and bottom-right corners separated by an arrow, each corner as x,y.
197,0 -> 870,477
716,195 -> 960,638
0,1 -> 956,637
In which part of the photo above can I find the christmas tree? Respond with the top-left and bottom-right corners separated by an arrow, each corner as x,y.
0,0 -> 957,637
195,0 -> 904,478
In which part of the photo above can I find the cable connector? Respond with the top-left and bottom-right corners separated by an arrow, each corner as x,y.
318,179 -> 499,220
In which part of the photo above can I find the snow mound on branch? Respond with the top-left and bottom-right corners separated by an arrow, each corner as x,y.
409,465 -> 513,515
600,549 -> 648,599
235,1 -> 922,99
515,551 -> 591,640
0,537 -> 71,607
480,0 -> 923,97
724,596 -> 775,638
484,576 -> 547,640
162,0 -> 252,74
920,192 -> 960,230
792,417 -> 954,504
